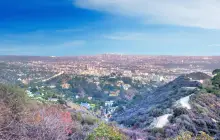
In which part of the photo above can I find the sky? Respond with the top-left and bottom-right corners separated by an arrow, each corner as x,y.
1,0 -> 220,56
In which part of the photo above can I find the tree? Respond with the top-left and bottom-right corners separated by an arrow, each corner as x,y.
57,97 -> 66,104
212,69 -> 220,75
212,73 -> 220,89
87,123 -> 127,140
173,107 -> 188,117
30,87 -> 38,93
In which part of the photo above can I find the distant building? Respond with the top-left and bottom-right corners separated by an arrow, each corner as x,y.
159,76 -> 165,82
123,70 -> 132,77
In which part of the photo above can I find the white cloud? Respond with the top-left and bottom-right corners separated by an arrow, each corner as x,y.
208,44 -> 220,47
103,32 -> 148,41
74,0 -> 220,29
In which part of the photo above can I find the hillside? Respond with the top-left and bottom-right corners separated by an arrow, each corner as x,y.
112,73 -> 204,126
185,72 -> 211,80
0,84 -> 127,140
112,72 -> 219,139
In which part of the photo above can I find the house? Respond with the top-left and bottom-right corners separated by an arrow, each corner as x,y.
48,98 -> 58,102
35,92 -> 41,96
94,82 -> 100,86
22,79 -> 29,85
105,101 -> 114,107
123,84 -> 131,90
109,92 -> 117,97
75,95 -> 79,99
199,80 -> 204,84
117,80 -> 124,87
109,90 -> 120,96
26,90 -> 34,97
49,85 -> 56,88
61,83 -> 70,89
80,102 -> 91,109
88,96 -> 93,100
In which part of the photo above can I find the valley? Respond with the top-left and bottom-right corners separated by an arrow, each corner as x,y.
0,55 -> 220,139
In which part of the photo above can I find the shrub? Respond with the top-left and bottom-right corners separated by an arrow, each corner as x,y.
0,84 -> 27,120
196,131 -> 213,140
173,131 -> 193,140
116,106 -> 124,112
212,69 -> 220,75
82,115 -> 97,125
87,122 -> 127,140
173,108 -> 188,117
0,84 -> 82,140
151,128 -> 165,136
149,108 -> 163,117
57,97 -> 66,104
174,131 -> 213,140
212,74 -> 220,89
25,107 -> 74,140
213,90 -> 220,97
72,112 -> 83,122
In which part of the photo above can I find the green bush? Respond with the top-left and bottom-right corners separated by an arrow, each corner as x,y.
82,115 -> 97,125
212,74 -> 220,89
173,108 -> 188,117
149,108 -> 163,117
151,128 -> 165,136
57,97 -> 65,104
72,112 -> 97,125
212,69 -> 220,75
72,112 -> 83,122
87,123 -> 127,140
213,90 -> 220,97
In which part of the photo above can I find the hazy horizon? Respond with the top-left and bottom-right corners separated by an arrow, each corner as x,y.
0,53 -> 220,57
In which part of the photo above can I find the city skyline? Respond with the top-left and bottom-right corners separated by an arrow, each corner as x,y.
1,0 -> 220,56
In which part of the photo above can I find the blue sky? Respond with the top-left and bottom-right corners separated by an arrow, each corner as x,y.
1,0 -> 220,56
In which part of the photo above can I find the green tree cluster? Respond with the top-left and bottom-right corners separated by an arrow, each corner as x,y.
212,69 -> 220,75
212,73 -> 220,89
87,123 -> 127,140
